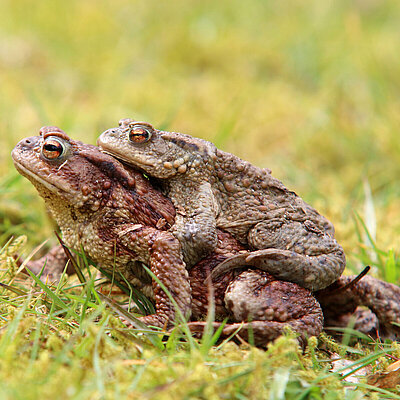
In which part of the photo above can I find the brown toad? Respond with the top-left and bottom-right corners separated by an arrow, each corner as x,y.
12,127 -> 324,345
98,119 -> 345,291
12,127 -> 190,328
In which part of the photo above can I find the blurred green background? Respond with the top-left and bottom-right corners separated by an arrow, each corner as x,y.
1,0 -> 400,270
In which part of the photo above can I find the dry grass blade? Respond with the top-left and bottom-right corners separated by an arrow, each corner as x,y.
54,231 -> 86,284
96,291 -> 164,349
0,282 -> 27,296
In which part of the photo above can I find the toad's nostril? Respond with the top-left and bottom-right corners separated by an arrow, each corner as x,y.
25,139 -> 31,144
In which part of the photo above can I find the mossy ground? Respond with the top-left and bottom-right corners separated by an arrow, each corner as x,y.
1,1 -> 400,398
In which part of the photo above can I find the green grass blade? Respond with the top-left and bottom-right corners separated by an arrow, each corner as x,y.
25,267 -> 79,319
141,264 -> 197,351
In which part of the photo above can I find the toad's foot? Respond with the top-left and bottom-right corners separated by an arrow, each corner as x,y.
190,269 -> 323,347
322,308 -> 380,339
24,244 -> 74,282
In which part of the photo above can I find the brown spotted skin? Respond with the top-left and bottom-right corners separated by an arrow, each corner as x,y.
98,119 -> 345,291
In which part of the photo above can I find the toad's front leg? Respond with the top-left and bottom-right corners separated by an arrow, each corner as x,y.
169,181 -> 218,267
119,226 -> 191,328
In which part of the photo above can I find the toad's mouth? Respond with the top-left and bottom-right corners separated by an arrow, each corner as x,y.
99,148 -> 157,168
100,149 -> 130,164
99,150 -> 149,177
13,160 -> 69,195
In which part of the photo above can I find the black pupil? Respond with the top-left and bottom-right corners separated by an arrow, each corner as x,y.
44,143 -> 61,152
130,127 -> 149,140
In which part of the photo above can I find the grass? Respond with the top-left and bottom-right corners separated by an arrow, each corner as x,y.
1,0 -> 400,398
2,244 -> 398,400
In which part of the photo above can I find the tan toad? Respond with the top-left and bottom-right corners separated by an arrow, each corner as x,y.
98,119 -> 345,291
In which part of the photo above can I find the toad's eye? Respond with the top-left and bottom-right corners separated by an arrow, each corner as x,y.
41,138 -> 65,160
127,125 -> 152,144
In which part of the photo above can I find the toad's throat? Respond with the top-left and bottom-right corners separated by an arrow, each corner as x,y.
13,161 -> 69,195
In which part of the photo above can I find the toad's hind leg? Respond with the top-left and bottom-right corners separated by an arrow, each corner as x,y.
213,220 -> 346,291
190,270 -> 323,347
316,275 -> 400,340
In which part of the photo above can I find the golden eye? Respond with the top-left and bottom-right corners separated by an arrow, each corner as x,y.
127,125 -> 152,144
41,138 -> 65,160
